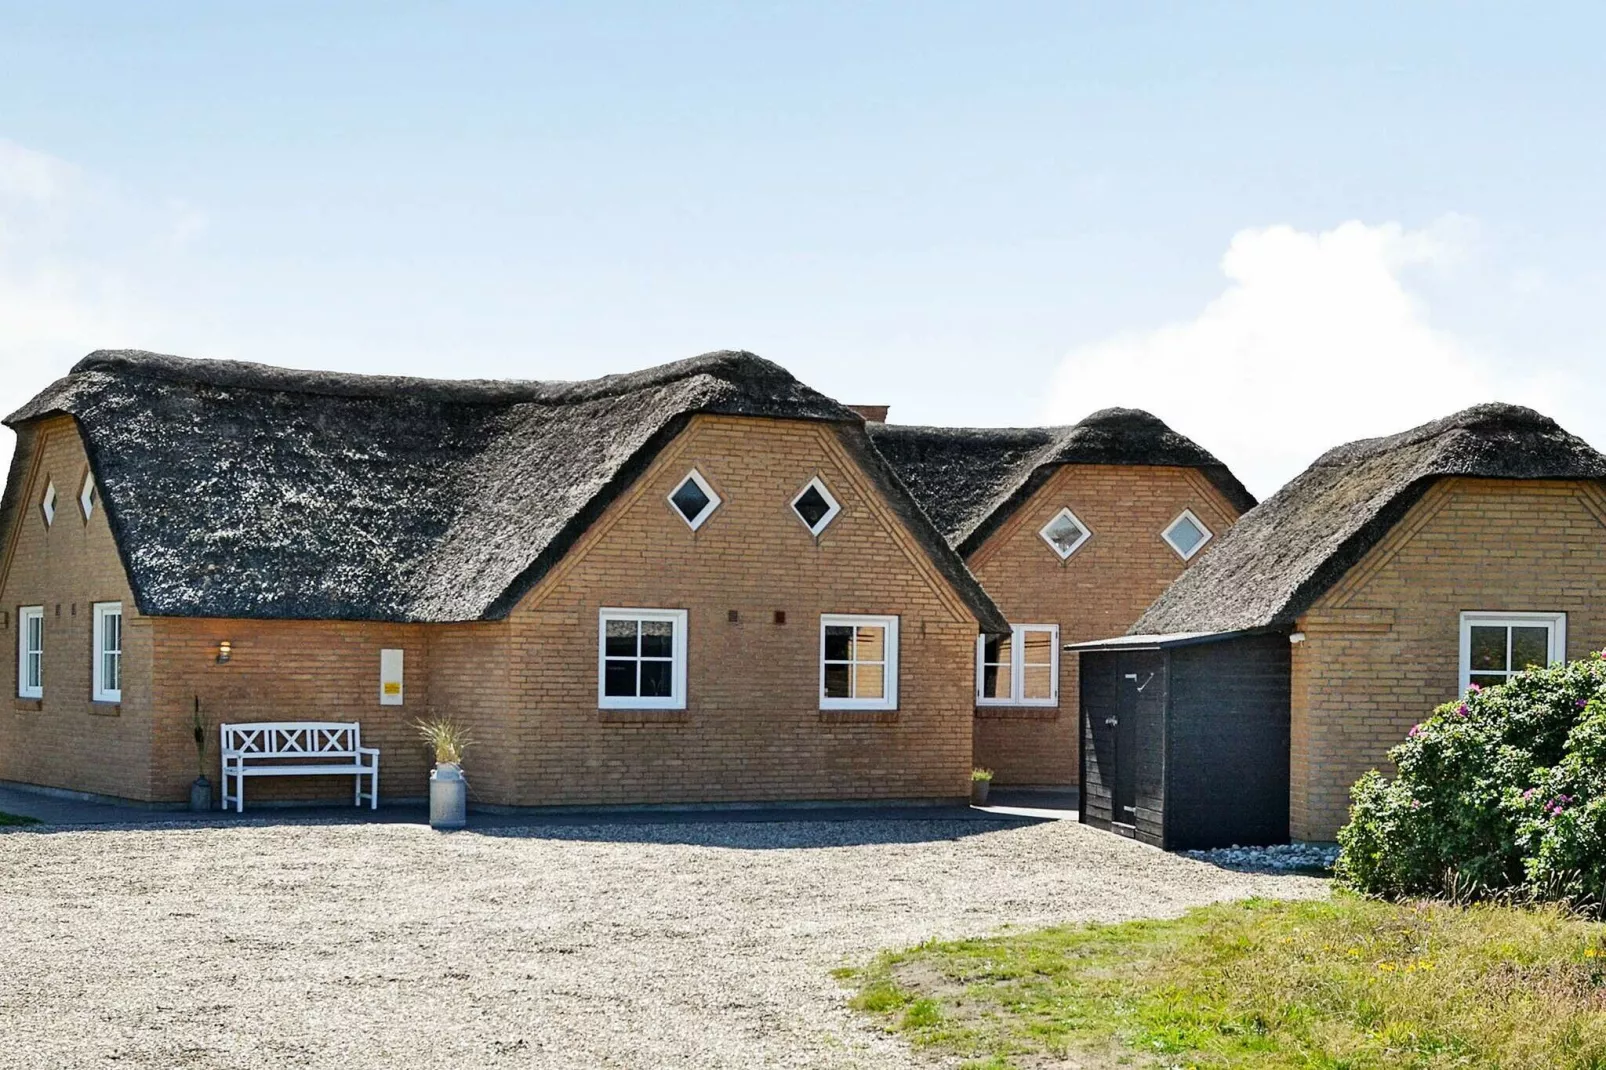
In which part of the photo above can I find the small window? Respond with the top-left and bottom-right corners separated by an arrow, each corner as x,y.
820,614 -> 898,710
92,602 -> 122,703
1460,612 -> 1565,691
17,606 -> 43,699
977,624 -> 1060,706
1162,509 -> 1212,560
791,477 -> 841,535
598,608 -> 688,710
79,472 -> 97,521
40,482 -> 57,527
1039,508 -> 1091,559
667,469 -> 721,531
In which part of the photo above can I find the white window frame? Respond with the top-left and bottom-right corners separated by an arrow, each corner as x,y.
976,624 -> 1060,707
1162,508 -> 1213,561
40,481 -> 56,527
597,608 -> 688,710
667,468 -> 721,531
819,613 -> 899,711
1038,507 -> 1091,560
17,606 -> 43,699
92,601 -> 122,703
1458,611 -> 1566,692
79,471 -> 96,521
791,477 -> 842,536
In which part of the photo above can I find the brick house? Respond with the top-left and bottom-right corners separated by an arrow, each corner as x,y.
1085,403 -> 1606,844
867,412 -> 1255,788
0,348 -> 1010,807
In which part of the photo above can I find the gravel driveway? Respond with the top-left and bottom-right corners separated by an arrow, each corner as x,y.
0,817 -> 1325,1069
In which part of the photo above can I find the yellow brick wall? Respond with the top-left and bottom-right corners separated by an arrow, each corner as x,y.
0,417 -> 153,799
149,617 -> 433,803
0,413 -> 981,807
1291,477 -> 1606,840
966,464 -> 1241,786
484,414 -> 980,805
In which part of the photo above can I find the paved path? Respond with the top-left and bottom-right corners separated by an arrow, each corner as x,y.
0,809 -> 1324,1069
0,782 -> 1077,829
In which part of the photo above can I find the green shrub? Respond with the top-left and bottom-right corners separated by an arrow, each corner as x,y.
1336,652 -> 1606,910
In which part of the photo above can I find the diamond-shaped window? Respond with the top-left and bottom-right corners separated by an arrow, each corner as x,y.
791,477 -> 841,535
1038,508 -> 1090,559
80,472 -> 97,521
1162,509 -> 1212,560
667,469 -> 720,531
40,481 -> 57,527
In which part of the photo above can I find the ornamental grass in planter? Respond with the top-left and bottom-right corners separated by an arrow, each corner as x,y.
189,698 -> 213,812
415,716 -> 473,830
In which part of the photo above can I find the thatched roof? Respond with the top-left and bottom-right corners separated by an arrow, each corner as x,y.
867,409 -> 1256,555
1134,403 -> 1606,635
3,349 -> 1008,630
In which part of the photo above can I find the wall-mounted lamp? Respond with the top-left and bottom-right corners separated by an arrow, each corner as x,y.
1289,632 -> 1306,645
216,640 -> 233,664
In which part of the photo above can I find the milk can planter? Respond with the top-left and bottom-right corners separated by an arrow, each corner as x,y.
970,767 -> 993,805
416,717 -> 473,830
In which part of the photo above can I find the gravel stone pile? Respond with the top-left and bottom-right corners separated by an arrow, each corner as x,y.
1183,841 -> 1341,873
0,817 -> 1327,1069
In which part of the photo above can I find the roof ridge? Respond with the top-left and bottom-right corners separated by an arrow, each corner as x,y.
1311,401 -> 1567,467
68,348 -> 807,407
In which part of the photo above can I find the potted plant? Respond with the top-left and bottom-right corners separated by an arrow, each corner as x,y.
415,716 -> 473,830
970,767 -> 994,805
190,698 -> 214,812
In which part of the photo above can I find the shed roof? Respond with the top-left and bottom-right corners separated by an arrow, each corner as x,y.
866,409 -> 1256,555
3,349 -> 1007,629
1133,403 -> 1606,635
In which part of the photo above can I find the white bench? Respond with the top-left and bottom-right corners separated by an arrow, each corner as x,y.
219,722 -> 380,813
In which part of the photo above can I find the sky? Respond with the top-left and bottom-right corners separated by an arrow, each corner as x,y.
2,2 -> 1605,498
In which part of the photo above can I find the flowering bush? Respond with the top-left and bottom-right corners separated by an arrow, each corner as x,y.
1336,652 -> 1606,910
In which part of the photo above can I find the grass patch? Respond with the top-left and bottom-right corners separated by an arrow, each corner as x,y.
0,810 -> 40,826
840,895 -> 1606,1069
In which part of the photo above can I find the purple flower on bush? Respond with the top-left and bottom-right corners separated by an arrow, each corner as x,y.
1408,724 -> 1422,738
1468,683 -> 1483,693
1457,704 -> 1470,717
1410,799 -> 1423,810
1523,788 -> 1538,801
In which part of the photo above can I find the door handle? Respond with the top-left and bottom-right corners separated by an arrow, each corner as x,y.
1104,717 -> 1119,727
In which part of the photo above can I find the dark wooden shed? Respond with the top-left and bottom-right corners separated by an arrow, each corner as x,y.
1068,630 -> 1291,850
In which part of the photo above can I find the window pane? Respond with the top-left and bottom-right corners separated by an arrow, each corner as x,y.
639,660 -> 673,697
983,633 -> 1012,670
605,619 -> 638,658
1167,516 -> 1205,555
640,619 -> 674,658
853,663 -> 885,699
107,652 -> 120,692
852,626 -> 884,662
1021,629 -> 1054,667
794,486 -> 832,529
670,479 -> 711,523
1511,627 -> 1550,671
823,663 -> 851,698
1470,673 -> 1506,689
604,660 -> 637,697
823,626 -> 852,662
980,663 -> 1006,699
1023,665 -> 1054,701
1469,626 -> 1507,672
1042,513 -> 1085,555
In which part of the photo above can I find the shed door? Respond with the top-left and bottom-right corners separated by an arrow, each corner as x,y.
1112,651 -> 1161,828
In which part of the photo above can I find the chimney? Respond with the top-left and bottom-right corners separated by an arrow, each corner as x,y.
846,404 -> 889,423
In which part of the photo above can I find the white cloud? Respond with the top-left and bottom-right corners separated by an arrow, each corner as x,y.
1047,219 -> 1561,499
0,139 -> 77,203
0,140 -> 186,475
